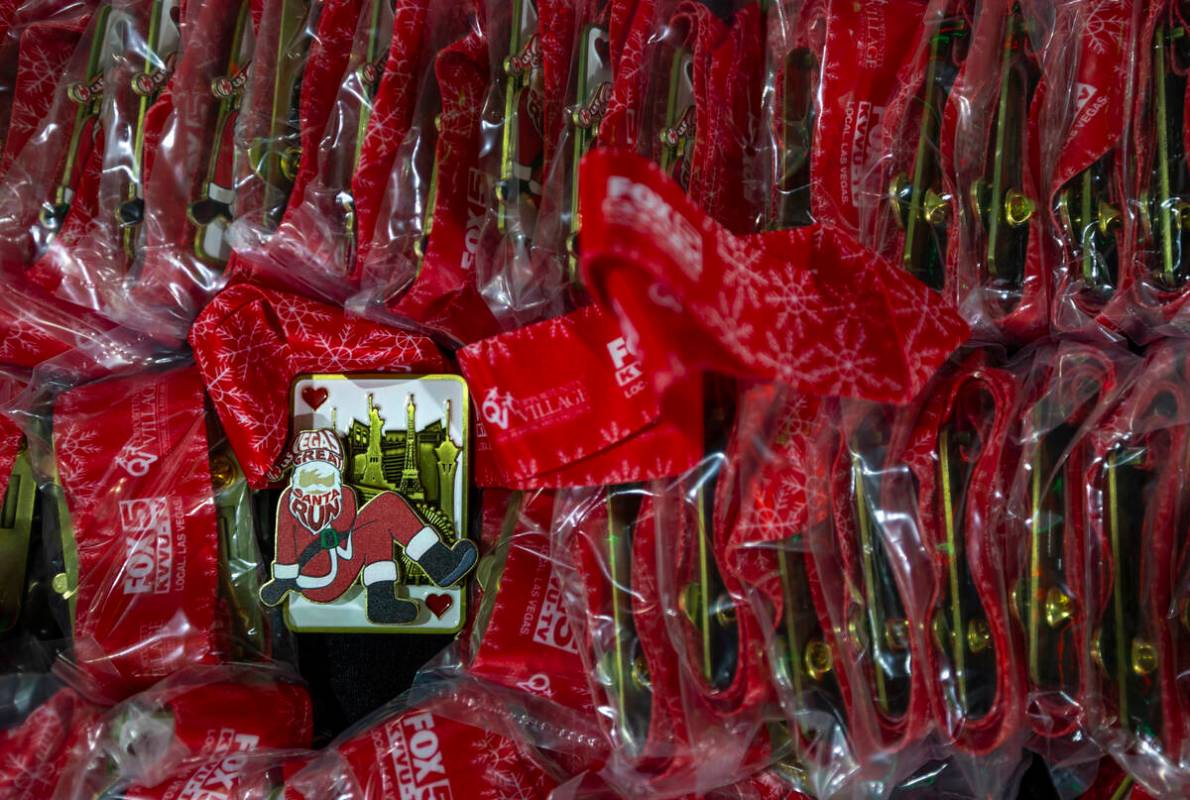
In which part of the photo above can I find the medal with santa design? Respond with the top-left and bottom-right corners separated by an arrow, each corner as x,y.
260,374 -> 475,633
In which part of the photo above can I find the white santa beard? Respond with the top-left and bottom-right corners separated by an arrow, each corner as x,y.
293,461 -> 342,491
289,484 -> 344,533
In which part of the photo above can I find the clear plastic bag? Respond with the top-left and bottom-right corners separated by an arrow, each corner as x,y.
12,351 -> 290,702
49,663 -> 313,799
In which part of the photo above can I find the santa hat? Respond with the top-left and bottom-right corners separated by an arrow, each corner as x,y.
288,429 -> 344,472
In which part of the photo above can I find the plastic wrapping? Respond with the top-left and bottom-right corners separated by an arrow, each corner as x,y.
4,1 -> 1190,797
1119,2 -> 1190,341
4,346 -> 289,702
0,674 -> 100,799
131,0 -> 257,335
280,678 -> 599,799
1078,340 -> 1190,797
50,663 -> 313,799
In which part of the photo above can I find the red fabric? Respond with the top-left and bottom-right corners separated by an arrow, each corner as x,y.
457,305 -> 702,488
0,282 -> 114,370
188,283 -> 448,488
463,490 -> 595,713
350,0 -> 434,277
135,0 -> 257,326
25,0 -> 183,312
53,366 -> 224,701
56,668 -> 314,800
818,403 -> 934,755
1082,343 -> 1190,767
1048,0 -> 1137,335
638,2 -> 762,235
599,0 -> 653,148
228,0 -> 312,232
285,0 -> 366,217
285,700 -> 560,799
0,411 -> 19,499
1118,2 -> 1190,340
579,149 -> 969,404
809,0 -> 928,234
1010,341 -> 1133,739
381,25 -> 500,343
894,350 -> 1026,754
0,10 -> 90,174
946,0 -> 1048,342
0,687 -> 100,800
565,490 -> 692,779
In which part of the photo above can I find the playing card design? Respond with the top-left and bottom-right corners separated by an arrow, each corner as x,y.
262,374 -> 475,634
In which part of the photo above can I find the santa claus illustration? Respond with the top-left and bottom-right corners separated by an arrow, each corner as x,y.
258,429 -> 477,624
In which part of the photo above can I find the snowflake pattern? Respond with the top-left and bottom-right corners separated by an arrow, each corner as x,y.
474,731 -> 544,800
190,284 -> 446,487
459,307 -> 703,489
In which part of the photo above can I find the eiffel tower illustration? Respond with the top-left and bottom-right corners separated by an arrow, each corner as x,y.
344,392 -> 461,529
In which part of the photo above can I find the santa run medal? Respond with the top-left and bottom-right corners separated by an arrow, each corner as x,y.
263,374 -> 475,634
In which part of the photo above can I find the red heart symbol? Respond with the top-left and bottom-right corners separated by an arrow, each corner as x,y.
425,593 -> 453,618
301,386 -> 329,410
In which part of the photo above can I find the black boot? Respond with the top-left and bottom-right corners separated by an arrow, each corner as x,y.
365,580 -> 420,624
259,577 -> 298,607
415,539 -> 478,587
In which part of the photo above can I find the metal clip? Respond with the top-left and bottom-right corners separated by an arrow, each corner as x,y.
771,47 -> 817,230
339,0 -> 392,262
118,0 -> 179,262
599,487 -> 652,756
497,0 -> 541,235
38,5 -> 115,243
1055,158 -> 1121,296
48,453 -> 80,628
850,451 -> 913,719
469,493 -> 523,652
211,449 -> 267,652
1019,412 -> 1081,694
249,0 -> 313,229
776,543 -> 840,701
888,13 -> 968,289
658,48 -> 695,183
934,418 -> 997,722
0,451 -> 37,632
1097,445 -> 1164,744
1143,22 -> 1190,288
189,0 -> 252,265
410,113 -> 443,271
564,21 -> 611,286
969,4 -> 1038,289
677,454 -> 738,692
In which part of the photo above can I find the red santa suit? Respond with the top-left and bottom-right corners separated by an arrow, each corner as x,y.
269,429 -> 439,602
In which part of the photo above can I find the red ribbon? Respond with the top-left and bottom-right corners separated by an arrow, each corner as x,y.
579,148 -> 970,404
189,283 -> 448,488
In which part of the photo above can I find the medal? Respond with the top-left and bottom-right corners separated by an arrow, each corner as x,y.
262,374 -> 475,633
